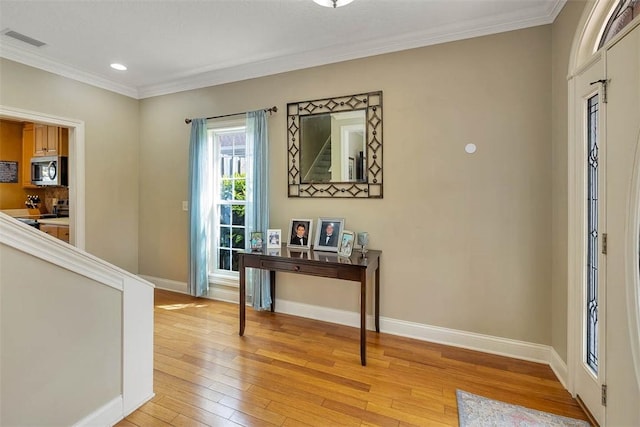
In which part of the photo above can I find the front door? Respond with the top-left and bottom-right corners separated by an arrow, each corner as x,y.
602,23 -> 640,424
571,21 -> 640,426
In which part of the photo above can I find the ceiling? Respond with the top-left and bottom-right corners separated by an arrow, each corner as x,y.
0,0 -> 566,99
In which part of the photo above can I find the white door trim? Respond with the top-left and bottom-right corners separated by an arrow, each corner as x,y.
566,0 -> 612,414
567,60 -> 607,424
0,105 -> 85,250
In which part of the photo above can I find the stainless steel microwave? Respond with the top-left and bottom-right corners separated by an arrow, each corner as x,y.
31,156 -> 68,186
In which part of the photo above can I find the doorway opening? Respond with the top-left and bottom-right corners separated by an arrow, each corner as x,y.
0,105 -> 85,249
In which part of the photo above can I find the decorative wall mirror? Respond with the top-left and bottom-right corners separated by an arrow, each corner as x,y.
287,91 -> 383,198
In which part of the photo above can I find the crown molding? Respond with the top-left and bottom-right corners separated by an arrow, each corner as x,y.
138,1 -> 566,98
1,0 -> 566,100
0,41 -> 139,98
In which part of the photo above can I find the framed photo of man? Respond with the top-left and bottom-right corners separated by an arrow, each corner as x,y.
287,219 -> 312,249
314,217 -> 345,252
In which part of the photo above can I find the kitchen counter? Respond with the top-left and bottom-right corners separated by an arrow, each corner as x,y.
38,217 -> 69,226
1,208 -> 42,219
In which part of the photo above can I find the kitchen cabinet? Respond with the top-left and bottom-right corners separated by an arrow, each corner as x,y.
28,123 -> 69,157
40,224 -> 70,243
23,123 -> 69,188
21,124 -> 38,189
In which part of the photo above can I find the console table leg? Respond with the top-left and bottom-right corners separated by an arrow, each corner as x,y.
375,263 -> 380,333
270,270 -> 276,312
360,274 -> 367,366
239,259 -> 246,336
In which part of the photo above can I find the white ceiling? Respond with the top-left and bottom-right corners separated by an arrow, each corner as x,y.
0,0 -> 566,99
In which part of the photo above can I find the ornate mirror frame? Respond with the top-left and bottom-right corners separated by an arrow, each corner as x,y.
287,91 -> 383,198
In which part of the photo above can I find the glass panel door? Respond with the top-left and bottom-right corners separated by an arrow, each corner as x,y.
586,94 -> 599,374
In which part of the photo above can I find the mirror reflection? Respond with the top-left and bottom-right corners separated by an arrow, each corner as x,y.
287,91 -> 383,198
300,110 -> 366,183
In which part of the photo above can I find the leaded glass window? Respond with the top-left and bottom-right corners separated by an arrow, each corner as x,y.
586,94 -> 599,374
599,0 -> 640,49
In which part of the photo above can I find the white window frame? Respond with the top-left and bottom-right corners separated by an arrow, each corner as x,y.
207,119 -> 248,288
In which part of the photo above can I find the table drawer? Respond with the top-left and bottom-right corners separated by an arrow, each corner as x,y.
260,259 -> 338,278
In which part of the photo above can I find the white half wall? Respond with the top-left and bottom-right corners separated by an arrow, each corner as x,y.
0,214 -> 155,425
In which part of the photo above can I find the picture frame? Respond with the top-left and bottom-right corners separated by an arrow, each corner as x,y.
313,217 -> 345,252
287,219 -> 313,249
338,230 -> 355,257
267,229 -> 282,249
250,231 -> 263,251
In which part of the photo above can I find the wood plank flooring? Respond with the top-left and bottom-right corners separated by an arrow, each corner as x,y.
117,289 -> 589,426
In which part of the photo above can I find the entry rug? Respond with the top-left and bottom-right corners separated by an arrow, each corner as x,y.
456,390 -> 590,427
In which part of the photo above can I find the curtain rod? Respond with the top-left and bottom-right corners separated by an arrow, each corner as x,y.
184,106 -> 278,124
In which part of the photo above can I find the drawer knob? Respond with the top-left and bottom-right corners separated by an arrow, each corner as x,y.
294,265 -> 300,271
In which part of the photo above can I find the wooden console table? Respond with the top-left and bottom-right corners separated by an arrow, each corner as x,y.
238,247 -> 381,366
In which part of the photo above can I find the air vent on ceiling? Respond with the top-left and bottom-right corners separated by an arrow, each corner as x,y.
3,30 -> 46,47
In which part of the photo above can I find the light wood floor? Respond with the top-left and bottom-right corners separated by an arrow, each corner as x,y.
117,289 -> 588,426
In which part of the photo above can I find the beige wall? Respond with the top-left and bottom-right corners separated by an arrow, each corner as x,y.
550,0 -> 588,363
0,6 -> 587,348
0,244 -> 122,425
0,59 -> 140,271
140,26 -> 554,344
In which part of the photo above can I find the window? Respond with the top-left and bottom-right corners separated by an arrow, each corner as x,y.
586,94 -> 599,374
599,0 -> 640,49
209,122 -> 248,285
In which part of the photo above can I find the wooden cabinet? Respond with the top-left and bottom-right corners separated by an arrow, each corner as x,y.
28,123 -> 69,157
21,124 -> 37,188
23,123 -> 69,188
58,226 -> 70,243
39,224 -> 57,237
39,224 -> 70,243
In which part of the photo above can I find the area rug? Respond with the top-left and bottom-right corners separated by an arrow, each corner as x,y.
456,390 -> 590,426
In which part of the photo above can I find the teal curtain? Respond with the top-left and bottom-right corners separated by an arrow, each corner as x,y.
245,110 -> 271,310
188,118 -> 212,297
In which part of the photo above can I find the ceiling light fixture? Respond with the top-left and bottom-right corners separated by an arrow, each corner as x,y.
313,0 -> 354,8
110,63 -> 127,71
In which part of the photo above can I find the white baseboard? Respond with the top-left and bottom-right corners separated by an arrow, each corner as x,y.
380,316 -> 551,364
72,396 -> 122,427
123,392 -> 155,417
143,275 -> 563,382
208,286 -> 240,304
141,275 -> 239,303
549,347 -> 569,388
275,298 -> 375,329
140,275 -> 188,294
279,298 -> 552,365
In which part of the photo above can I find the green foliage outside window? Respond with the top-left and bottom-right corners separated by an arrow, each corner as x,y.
221,173 -> 246,252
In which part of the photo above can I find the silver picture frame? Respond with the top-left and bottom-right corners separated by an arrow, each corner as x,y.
313,217 -> 345,252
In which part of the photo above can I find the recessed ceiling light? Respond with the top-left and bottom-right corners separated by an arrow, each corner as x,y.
313,0 -> 354,8
110,63 -> 127,71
